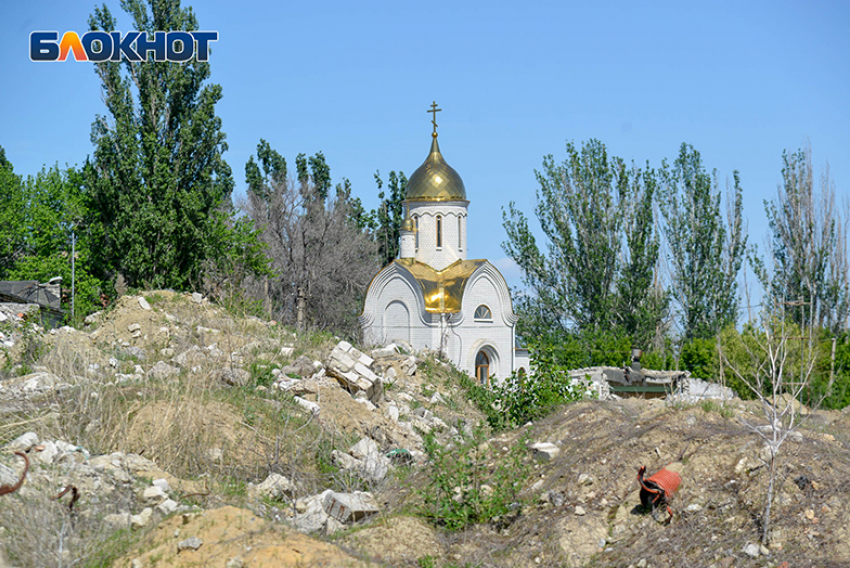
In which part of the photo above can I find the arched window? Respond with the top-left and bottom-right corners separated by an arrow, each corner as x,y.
458,216 -> 462,249
414,216 -> 419,249
436,215 -> 442,248
474,305 -> 492,321
475,350 -> 490,387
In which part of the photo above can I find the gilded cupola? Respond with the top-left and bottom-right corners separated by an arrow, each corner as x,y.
405,102 -> 467,202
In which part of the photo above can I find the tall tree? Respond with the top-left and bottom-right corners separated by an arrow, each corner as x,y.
85,0 -> 235,290
615,165 -> 669,347
763,145 -> 849,331
658,144 -> 746,340
373,170 -> 407,266
504,139 -> 652,334
245,141 -> 379,334
0,146 -> 26,278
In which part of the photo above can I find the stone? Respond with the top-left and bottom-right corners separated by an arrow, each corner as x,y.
104,512 -> 131,531
139,485 -> 168,506
371,345 -> 399,359
743,542 -> 760,558
20,372 -> 60,392
322,491 -> 380,523
414,407 -> 434,421
577,473 -> 593,486
147,361 -> 179,380
292,490 -> 332,533
128,323 -> 141,333
138,297 -> 151,310
280,346 -> 295,357
6,431 -> 38,453
33,440 -> 59,464
294,396 -> 320,414
225,557 -> 245,568
387,402 -> 400,422
530,442 -> 560,462
131,507 -> 153,530
152,478 -> 171,493
191,292 -> 203,303
574,506 -> 586,516
156,499 -> 180,516
332,450 -> 360,471
177,536 -> 203,552
252,473 -> 295,501
217,368 -> 251,387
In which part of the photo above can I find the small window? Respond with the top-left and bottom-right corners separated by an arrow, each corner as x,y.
458,216 -> 462,249
436,215 -> 442,248
474,305 -> 492,320
414,216 -> 419,249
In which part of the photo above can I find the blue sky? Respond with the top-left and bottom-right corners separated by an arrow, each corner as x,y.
1,0 -> 848,295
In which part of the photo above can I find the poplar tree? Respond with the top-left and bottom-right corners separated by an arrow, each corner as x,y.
658,144 -> 746,340
85,0 -> 236,289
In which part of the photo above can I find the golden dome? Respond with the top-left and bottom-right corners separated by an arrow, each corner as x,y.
400,216 -> 415,232
405,135 -> 467,202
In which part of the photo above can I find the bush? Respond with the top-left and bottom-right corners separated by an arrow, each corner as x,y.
420,425 -> 528,531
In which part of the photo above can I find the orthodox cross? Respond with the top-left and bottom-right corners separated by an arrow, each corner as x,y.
427,101 -> 441,135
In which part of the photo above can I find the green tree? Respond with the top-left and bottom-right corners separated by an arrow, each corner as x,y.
7,166 -> 104,321
0,146 -> 26,278
85,0 -> 236,290
503,139 -> 664,345
763,145 -> 848,332
373,170 -> 407,266
658,144 -> 746,340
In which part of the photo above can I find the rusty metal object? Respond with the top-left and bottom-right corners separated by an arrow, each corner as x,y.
0,452 -> 29,496
637,465 -> 681,521
53,484 -> 80,513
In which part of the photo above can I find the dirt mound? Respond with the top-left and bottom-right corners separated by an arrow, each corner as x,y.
116,505 -> 371,567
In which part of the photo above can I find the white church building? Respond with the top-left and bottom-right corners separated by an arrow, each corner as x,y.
360,105 -> 529,385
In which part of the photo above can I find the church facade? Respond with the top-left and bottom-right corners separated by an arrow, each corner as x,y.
360,106 -> 528,385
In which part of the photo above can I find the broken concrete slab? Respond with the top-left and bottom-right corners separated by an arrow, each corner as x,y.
323,491 -> 380,523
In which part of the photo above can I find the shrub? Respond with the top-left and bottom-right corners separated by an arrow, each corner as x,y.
420,425 -> 528,531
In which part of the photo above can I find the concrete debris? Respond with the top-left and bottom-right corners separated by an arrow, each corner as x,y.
5,431 -> 39,453
177,536 -> 203,552
131,507 -> 153,530
323,491 -> 380,523
252,473 -> 296,501
294,396 -> 320,414
530,442 -> 560,462
326,341 -> 383,403
669,377 -> 737,404
147,361 -> 180,380
139,485 -> 168,506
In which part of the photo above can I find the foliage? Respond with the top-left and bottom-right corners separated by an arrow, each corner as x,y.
373,170 -> 407,266
7,166 -> 105,322
0,147 -> 26,278
244,140 -> 379,334
490,336 -> 605,428
85,0 -> 247,291
762,145 -> 849,332
658,144 -> 746,340
420,424 -> 528,531
503,139 -> 665,348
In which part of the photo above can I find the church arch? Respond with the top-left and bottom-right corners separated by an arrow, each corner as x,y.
384,300 -> 411,344
469,342 -> 500,387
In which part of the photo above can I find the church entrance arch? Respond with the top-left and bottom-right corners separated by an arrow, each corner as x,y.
475,350 -> 490,386
384,300 -> 410,344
